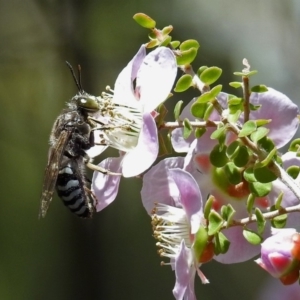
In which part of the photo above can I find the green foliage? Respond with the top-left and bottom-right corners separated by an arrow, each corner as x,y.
204,195 -> 215,219
243,228 -> 263,245
239,120 -> 257,137
250,127 -> 269,143
223,162 -> 242,185
200,67 -> 222,85
255,208 -> 266,235
195,127 -> 206,138
180,39 -> 200,51
210,144 -> 228,167
208,210 -> 224,235
286,166 -> 300,179
271,213 -> 287,228
246,194 -> 255,214
249,181 -> 272,197
133,13 -> 156,28
176,48 -> 198,65
174,74 -> 193,92
220,204 -> 235,226
214,232 -> 230,255
191,102 -> 207,119
174,100 -> 184,121
289,138 -> 300,152
193,226 -> 209,260
251,85 -> 268,93
229,81 -> 243,89
183,118 -> 193,138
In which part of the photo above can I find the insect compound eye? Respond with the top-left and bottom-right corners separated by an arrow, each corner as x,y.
77,97 -> 99,112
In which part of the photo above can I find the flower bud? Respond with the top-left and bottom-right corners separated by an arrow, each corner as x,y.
255,228 -> 300,285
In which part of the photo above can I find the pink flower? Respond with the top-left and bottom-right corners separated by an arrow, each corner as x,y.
92,45 -> 177,211
142,162 -> 210,300
255,228 -> 300,285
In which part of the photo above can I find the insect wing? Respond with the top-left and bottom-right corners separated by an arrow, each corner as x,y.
39,130 -> 71,218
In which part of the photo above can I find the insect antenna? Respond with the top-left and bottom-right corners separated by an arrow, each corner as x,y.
65,61 -> 83,92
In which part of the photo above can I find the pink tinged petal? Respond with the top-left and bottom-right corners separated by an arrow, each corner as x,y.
113,45 -> 146,105
169,169 -> 203,234
173,240 -> 194,300
91,157 -> 123,212
250,88 -> 299,148
122,113 -> 158,177
137,47 -> 177,112
141,157 -> 185,214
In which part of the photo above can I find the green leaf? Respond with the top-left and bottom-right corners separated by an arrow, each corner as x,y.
160,36 -> 172,47
195,127 -> 206,138
224,162 -> 242,185
246,193 -> 255,214
249,181 -> 272,197
200,67 -> 222,85
251,85 -> 268,93
210,126 -> 226,140
233,145 -> 249,167
243,228 -> 263,245
234,70 -> 258,77
229,82 -> 243,88
183,118 -> 193,139
174,74 -> 193,92
228,97 -> 243,106
220,204 -> 235,226
256,147 -> 277,167
253,165 -> 278,183
214,232 -> 230,255
210,145 -> 228,167
289,138 -> 300,152
238,120 -> 257,137
170,41 -> 180,49
271,214 -> 287,228
204,195 -> 214,219
174,100 -> 184,120
255,119 -> 271,127
192,226 -> 208,261
162,25 -> 173,35
191,102 -> 207,119
210,84 -> 223,98
257,136 -> 275,152
255,208 -> 266,235
180,39 -> 200,51
208,211 -> 224,235
244,167 -> 256,183
203,103 -> 214,121
197,66 -> 208,77
250,127 -> 269,143
226,140 -> 240,159
274,192 -> 283,210
133,13 -> 156,28
176,48 -> 198,65
286,166 -> 300,179
196,92 -> 214,104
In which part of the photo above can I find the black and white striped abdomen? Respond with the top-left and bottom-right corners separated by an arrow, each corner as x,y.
56,162 -> 91,218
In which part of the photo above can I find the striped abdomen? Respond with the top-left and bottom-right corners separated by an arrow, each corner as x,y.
56,160 -> 92,218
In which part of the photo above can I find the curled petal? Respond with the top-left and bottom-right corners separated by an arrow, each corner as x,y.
92,157 -> 123,212
250,88 -> 299,148
137,47 -> 177,112
169,169 -> 203,234
141,157 -> 185,214
113,45 -> 146,106
122,113 -> 158,177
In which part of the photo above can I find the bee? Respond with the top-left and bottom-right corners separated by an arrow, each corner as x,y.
39,62 -> 111,219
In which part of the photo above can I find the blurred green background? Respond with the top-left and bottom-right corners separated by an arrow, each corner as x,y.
1,0 -> 300,299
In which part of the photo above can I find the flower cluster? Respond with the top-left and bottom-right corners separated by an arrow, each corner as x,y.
85,13 -> 300,300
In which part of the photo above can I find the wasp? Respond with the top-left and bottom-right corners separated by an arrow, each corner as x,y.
39,62 -> 113,218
